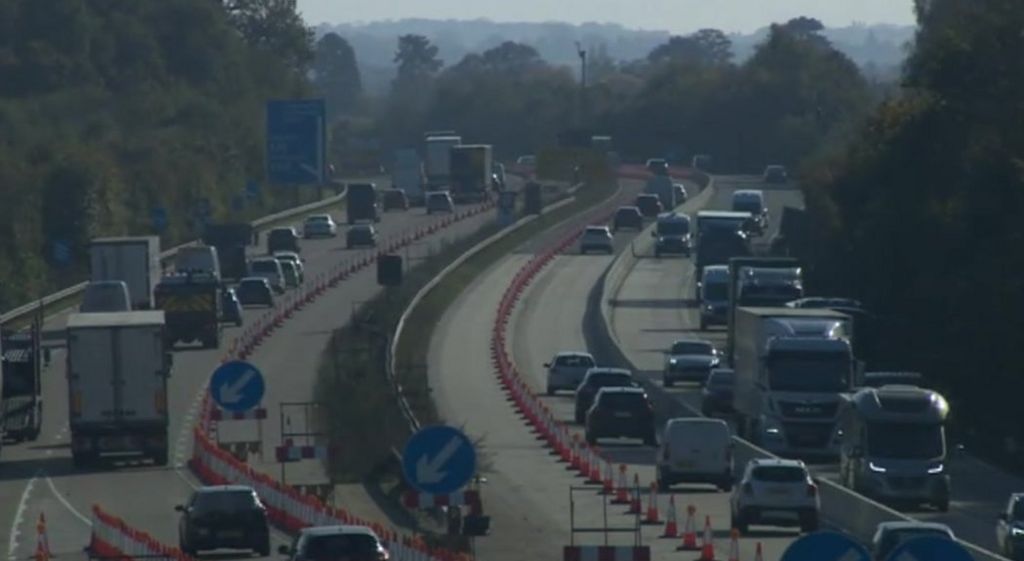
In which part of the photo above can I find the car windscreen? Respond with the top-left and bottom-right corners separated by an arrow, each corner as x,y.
301,534 -> 379,560
238,280 -> 265,292
657,221 -> 689,236
588,374 -> 632,388
670,342 -> 713,355
767,352 -> 849,392
555,355 -> 595,368
269,230 -> 294,241
585,227 -> 609,235
306,216 -> 330,223
751,466 -> 805,483
251,261 -> 277,273
866,422 -> 944,459
597,392 -> 646,410
192,490 -> 257,513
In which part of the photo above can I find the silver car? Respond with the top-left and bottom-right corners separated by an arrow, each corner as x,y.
545,351 -> 596,395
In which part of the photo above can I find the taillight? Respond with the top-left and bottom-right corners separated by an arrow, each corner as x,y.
807,483 -> 818,497
155,390 -> 167,415
71,391 -> 82,418
378,547 -> 390,561
743,483 -> 754,496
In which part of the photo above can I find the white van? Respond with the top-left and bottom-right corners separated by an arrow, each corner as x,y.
249,257 -> 285,294
175,246 -> 221,282
657,417 -> 734,491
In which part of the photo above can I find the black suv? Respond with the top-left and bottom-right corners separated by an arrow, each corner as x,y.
585,387 -> 656,446
574,368 -> 636,423
382,189 -> 409,211
177,485 -> 270,556
701,368 -> 735,416
346,225 -> 378,248
634,194 -> 663,218
612,206 -> 643,232
267,227 -> 300,254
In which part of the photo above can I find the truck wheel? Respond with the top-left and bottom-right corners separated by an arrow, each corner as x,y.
699,318 -> 708,330
800,513 -> 820,533
663,376 -> 673,388
153,447 -> 169,466
934,496 -> 950,512
72,451 -> 94,469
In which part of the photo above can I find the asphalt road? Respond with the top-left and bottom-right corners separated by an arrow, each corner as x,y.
0,195 -> 504,561
607,175 -> 1023,556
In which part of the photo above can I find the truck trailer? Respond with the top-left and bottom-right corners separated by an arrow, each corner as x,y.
66,311 -> 172,467
392,148 -> 425,204
1,321 -> 43,443
89,237 -> 162,310
202,223 -> 255,282
346,183 -> 381,224
424,135 -> 461,189
449,144 -> 493,203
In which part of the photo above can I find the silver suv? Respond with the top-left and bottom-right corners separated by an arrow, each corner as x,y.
731,458 -> 820,534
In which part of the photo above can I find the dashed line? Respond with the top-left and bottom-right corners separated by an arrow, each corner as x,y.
44,477 -> 90,527
7,475 -> 37,561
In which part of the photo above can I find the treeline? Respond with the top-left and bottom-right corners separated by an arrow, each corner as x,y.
796,0 -> 1024,458
0,0 -> 314,310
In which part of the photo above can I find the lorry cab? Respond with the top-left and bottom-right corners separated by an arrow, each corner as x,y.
838,385 -> 951,512
736,266 -> 804,307
346,183 -> 381,224
652,212 -> 691,257
699,265 -> 730,330
731,190 -> 768,234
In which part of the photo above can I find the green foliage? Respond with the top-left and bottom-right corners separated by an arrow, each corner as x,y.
313,33 -> 362,121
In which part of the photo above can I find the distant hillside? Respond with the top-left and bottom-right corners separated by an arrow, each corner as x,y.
316,18 -> 915,94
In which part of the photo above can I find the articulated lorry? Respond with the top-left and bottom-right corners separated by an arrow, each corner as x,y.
449,144 -> 493,203
693,211 -> 753,292
202,223 -> 255,281
89,237 -> 162,310
1,321 -> 43,443
645,175 -> 676,211
732,307 -> 857,459
424,135 -> 461,189
154,272 -> 222,349
726,257 -> 801,360
392,148 -> 425,204
66,311 -> 172,467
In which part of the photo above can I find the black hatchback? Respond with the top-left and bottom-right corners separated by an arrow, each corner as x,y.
635,194 -> 663,218
585,387 -> 656,446
701,368 -> 735,416
574,368 -> 636,423
613,206 -> 643,232
177,485 -> 270,556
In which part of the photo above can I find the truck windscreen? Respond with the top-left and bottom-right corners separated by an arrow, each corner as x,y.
739,285 -> 803,306
767,352 -> 850,392
733,200 -> 762,215
658,221 -> 689,236
867,422 -> 944,459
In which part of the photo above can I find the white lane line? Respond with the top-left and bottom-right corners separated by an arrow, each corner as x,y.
43,477 -> 90,527
174,468 -> 199,491
7,475 -> 37,561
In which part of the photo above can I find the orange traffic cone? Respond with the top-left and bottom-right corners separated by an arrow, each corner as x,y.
587,450 -> 602,484
661,495 -> 678,537
677,505 -> 699,550
626,474 -> 642,514
754,542 -> 763,561
600,461 -> 614,494
699,515 -> 715,561
35,513 -> 50,561
727,528 -> 740,561
612,465 -> 630,504
643,482 -> 660,525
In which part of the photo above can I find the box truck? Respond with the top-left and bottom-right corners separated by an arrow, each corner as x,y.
202,223 -> 255,281
425,135 -> 461,189
89,237 -> 161,310
66,311 -> 172,467
392,148 -> 425,204
449,144 -> 493,203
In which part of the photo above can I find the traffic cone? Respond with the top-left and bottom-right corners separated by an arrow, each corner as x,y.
612,465 -> 630,504
677,505 -> 698,550
727,528 -> 740,561
600,461 -> 614,495
661,495 -> 678,537
626,474 -> 642,514
35,513 -> 50,561
643,482 -> 660,525
753,542 -> 763,561
699,515 -> 715,561
587,450 -> 602,484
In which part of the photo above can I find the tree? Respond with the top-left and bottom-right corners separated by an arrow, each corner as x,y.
691,29 -> 733,66
223,0 -> 313,71
313,33 -> 362,120
392,34 -> 442,91
647,29 -> 733,67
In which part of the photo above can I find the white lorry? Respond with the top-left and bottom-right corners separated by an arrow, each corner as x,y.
392,148 -> 425,204
424,135 -> 461,189
645,175 -> 676,210
89,237 -> 162,310
732,307 -> 857,458
66,311 -> 172,467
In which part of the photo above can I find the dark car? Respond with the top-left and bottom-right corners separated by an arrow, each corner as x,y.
220,287 -> 243,326
267,227 -> 300,254
701,368 -> 735,416
382,189 -> 409,211
646,158 -> 669,176
280,525 -> 390,561
574,368 -> 636,423
612,206 -> 643,232
176,485 -> 270,556
663,339 -> 722,387
236,277 -> 274,307
763,165 -> 788,184
346,225 -> 377,248
635,194 -> 663,218
585,387 -> 657,446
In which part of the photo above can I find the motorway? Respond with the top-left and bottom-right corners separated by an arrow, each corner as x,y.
0,192 -> 505,561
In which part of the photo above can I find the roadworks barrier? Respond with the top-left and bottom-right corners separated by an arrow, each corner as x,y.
89,505 -> 195,561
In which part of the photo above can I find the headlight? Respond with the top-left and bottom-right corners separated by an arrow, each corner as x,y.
868,461 -> 887,473
927,463 -> 944,474
1011,527 -> 1024,536
761,416 -> 783,436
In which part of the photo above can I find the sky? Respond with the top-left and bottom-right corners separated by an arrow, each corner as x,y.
295,0 -> 918,33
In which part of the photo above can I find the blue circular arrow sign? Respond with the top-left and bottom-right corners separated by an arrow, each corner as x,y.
402,425 -> 476,495
885,535 -> 973,561
209,360 -> 265,412
780,531 -> 870,561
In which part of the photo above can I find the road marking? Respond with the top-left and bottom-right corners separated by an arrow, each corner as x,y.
44,477 -> 90,526
7,475 -> 37,561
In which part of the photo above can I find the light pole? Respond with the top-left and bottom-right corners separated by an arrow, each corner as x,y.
575,42 -> 587,127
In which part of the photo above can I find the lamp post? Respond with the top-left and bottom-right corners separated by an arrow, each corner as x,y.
575,42 -> 587,126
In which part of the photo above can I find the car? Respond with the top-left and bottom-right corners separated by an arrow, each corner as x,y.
426,191 -> 455,214
574,368 -> 635,423
730,458 -> 820,534
731,190 -> 768,234
544,351 -> 596,395
382,189 -> 409,211
279,525 -> 390,561
579,226 -> 613,254
516,155 -> 536,166
302,214 -> 338,238
652,212 -> 691,257
176,485 -> 270,556
874,521 -> 954,560
220,287 -> 243,326
997,494 -> 1024,560
673,183 -> 688,204
634,194 -> 663,218
585,387 -> 657,446
663,338 -> 722,387
80,280 -> 131,312
236,277 -> 274,307
763,164 -> 788,184
657,418 -> 734,491
860,371 -> 925,389
267,226 -> 301,253
699,265 -> 730,330
612,206 -> 643,232
279,259 -> 301,288
273,251 -> 305,283
701,368 -> 735,416
346,225 -> 377,248
249,257 -> 285,294
786,297 -> 864,309
646,158 -> 668,175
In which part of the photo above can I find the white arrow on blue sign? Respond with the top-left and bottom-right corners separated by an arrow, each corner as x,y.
209,360 -> 265,413
885,535 -> 974,561
780,531 -> 871,561
402,425 -> 476,495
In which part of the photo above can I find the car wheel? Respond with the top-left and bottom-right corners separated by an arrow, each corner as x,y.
699,318 -> 708,330
663,376 -> 674,388
235,319 -> 243,327
733,512 -> 749,535
256,536 -> 271,557
718,477 -> 733,493
643,433 -> 657,446
574,409 -> 584,424
585,432 -> 596,445
935,496 -> 950,512
800,514 -> 820,533
546,386 -> 556,396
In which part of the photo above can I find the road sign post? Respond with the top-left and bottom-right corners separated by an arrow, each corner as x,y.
885,536 -> 974,561
780,531 -> 871,561
402,425 -> 477,495
266,99 -> 327,185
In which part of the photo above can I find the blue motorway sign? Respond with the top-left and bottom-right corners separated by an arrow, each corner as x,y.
780,531 -> 870,561
51,240 -> 71,267
402,425 -> 476,495
209,360 -> 265,413
151,207 -> 168,232
246,179 -> 260,198
885,535 -> 973,561
266,99 -> 326,185
231,194 -> 245,212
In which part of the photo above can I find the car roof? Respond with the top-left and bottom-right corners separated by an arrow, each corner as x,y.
595,386 -> 646,396
298,525 -> 380,539
875,521 -> 954,534
306,214 -> 332,219
585,225 -> 610,231
617,206 -> 641,212
274,251 -> 300,257
657,212 -> 690,222
732,189 -> 764,199
240,277 -> 270,284
554,351 -> 594,359
196,484 -> 254,493
636,193 -> 659,199
672,338 -> 712,346
585,367 -> 632,377
747,458 -> 806,469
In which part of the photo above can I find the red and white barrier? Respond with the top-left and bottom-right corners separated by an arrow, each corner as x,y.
562,546 -> 652,561
275,442 -> 329,462
89,505 -> 194,561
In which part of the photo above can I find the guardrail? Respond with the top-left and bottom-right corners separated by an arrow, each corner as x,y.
0,184 -> 352,326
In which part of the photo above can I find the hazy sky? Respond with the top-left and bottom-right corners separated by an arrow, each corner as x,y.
296,0 -> 917,33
